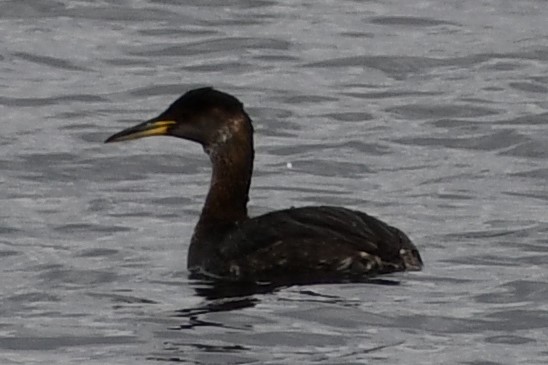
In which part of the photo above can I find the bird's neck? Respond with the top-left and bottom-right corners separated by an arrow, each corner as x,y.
193,136 -> 254,242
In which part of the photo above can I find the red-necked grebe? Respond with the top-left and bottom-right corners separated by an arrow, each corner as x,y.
105,87 -> 422,282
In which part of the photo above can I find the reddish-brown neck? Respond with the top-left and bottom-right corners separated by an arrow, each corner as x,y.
201,142 -> 253,225
187,113 -> 254,268
190,123 -> 254,242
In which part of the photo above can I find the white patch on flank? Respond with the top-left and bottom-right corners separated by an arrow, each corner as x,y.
229,263 -> 240,277
360,251 -> 382,268
337,257 -> 353,271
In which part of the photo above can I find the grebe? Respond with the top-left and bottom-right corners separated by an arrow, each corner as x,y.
105,87 -> 422,283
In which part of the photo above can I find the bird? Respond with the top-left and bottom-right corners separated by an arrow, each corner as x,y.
105,87 -> 422,283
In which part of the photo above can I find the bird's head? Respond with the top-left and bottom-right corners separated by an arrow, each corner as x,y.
105,87 -> 252,151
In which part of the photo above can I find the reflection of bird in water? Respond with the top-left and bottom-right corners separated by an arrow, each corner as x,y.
105,87 -> 422,283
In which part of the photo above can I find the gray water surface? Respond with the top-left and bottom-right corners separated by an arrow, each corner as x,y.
2,1 -> 548,364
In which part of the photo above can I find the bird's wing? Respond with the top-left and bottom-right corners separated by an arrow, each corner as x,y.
219,206 -> 413,263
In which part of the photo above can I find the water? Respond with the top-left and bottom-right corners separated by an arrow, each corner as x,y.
2,0 -> 548,363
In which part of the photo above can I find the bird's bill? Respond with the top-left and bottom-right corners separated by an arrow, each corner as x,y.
104,119 -> 176,143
